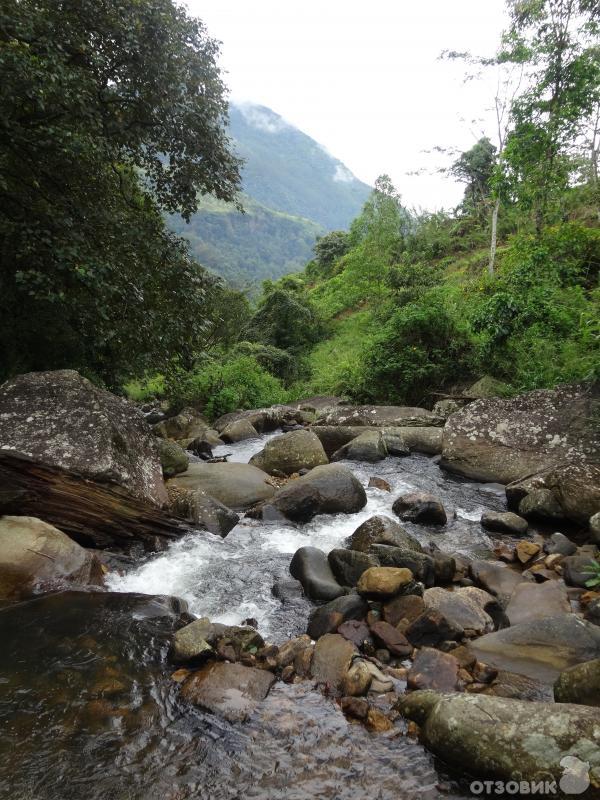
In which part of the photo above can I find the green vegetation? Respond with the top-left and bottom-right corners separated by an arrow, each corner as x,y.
584,560 -> 600,589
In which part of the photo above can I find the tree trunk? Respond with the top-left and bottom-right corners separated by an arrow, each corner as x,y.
488,197 -> 500,276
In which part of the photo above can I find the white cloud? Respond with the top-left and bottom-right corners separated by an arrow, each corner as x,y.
333,163 -> 355,184
236,102 -> 290,134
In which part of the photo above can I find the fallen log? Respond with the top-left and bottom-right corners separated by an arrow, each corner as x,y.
0,453 -> 193,550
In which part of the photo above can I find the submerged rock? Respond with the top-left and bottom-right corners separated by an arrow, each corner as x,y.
398,690 -> 600,786
0,515 -> 103,600
289,546 -> 345,602
171,462 -> 275,511
407,648 -> 460,691
257,464 -> 367,523
249,429 -> 328,476
180,662 -> 275,722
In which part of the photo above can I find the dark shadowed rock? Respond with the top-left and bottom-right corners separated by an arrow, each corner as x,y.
407,648 -> 460,691
369,620 -> 412,657
171,462 -> 274,511
249,429 -> 328,476
169,488 -> 239,537
392,492 -> 447,525
327,548 -> 376,587
349,515 -> 422,553
306,594 -> 368,640
331,430 -> 388,463
562,555 -> 598,588
257,464 -> 367,523
0,369 -> 168,506
382,594 -> 425,627
405,608 -> 462,647
369,545 -> 435,587
431,551 -> 457,585
544,532 -> 577,557
213,407 -> 284,434
180,662 -> 275,722
271,578 -> 305,604
289,546 -> 345,602
518,489 -> 564,522
397,690 -> 600,785
480,511 -> 528,536
337,619 -> 373,648
153,407 -> 209,443
0,515 -> 103,600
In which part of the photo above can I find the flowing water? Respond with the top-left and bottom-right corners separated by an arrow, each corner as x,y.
0,433 -> 511,800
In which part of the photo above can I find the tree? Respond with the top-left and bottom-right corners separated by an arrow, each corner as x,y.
451,137 -> 497,216
0,0 -> 241,385
501,0 -> 600,231
350,175 -> 412,261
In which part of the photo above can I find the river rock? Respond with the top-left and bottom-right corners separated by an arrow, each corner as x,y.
382,594 -> 425,627
349,515 -> 422,553
213,407 -> 284,434
591,512 -> 600,544
562,554 -> 598,588
289,546 -> 345,602
171,462 -> 275,511
0,515 -> 103,600
180,662 -> 275,722
481,669 -> 553,702
469,559 -> 529,606
469,614 -> 600,683
431,551 -> 457,585
585,598 -> 600,626
454,586 -> 508,630
480,511 -> 528,536
381,430 -> 410,457
275,635 -> 312,668
505,581 -> 571,626
440,385 -> 599,512
395,427 -> 444,455
310,633 -> 357,693
249,430 -> 328,476
554,658 -> 600,707
369,620 -> 412,657
407,648 -> 460,691
357,567 -> 413,599
423,587 -> 494,636
168,488 -> 239,537
170,618 -> 263,664
544,532 -> 577,557
398,690 -> 600,786
257,464 -> 366,523
0,369 -> 168,507
337,619 -> 373,648
315,405 -> 444,428
271,578 -> 304,604
306,594 -> 368,639
405,608 -> 462,647
154,407 -> 209,442
368,477 -> 391,492
327,548 -> 376,586
158,439 -> 189,478
515,540 -> 540,564
220,419 -> 259,443
468,375 -> 508,398
433,398 -> 466,417
392,492 -> 447,525
518,488 -> 564,522
331,430 -> 388,463
369,545 -> 435,587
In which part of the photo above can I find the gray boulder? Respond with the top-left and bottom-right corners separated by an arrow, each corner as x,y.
469,559 -> 529,607
249,429 -> 328,476
470,614 -> 600,683
398,690 -> 600,786
158,439 -> 189,478
554,658 -> 600,707
0,369 -> 168,506
392,492 -> 447,525
331,430 -> 388,463
213,407 -> 284,434
257,464 -> 367,523
562,555 -> 598,588
518,488 -> 564,522
289,546 -> 345,602
154,407 -> 209,443
505,580 -> 571,626
180,662 -> 275,722
220,419 -> 259,443
441,385 -> 599,523
480,511 -> 528,536
423,586 -> 494,636
168,488 -> 239,537
315,405 -> 444,428
0,515 -> 103,600
349,515 -> 422,553
394,427 -> 443,455
171,462 -> 275,511
544,532 -> 577,557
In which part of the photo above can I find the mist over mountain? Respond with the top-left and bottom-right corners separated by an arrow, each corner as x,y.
172,103 -> 371,286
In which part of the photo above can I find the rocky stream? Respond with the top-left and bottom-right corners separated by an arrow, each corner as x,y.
0,371 -> 599,800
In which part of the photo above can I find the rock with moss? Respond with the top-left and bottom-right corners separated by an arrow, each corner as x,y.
250,429 -> 328,476
554,659 -> 600,707
158,439 -> 189,478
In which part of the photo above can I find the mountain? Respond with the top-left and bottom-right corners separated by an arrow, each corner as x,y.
170,103 -> 371,287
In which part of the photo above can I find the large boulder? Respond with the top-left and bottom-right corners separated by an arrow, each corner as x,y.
289,546 -> 345,602
0,516 -> 102,599
331,430 -> 388,463
153,407 -> 209,443
256,464 -> 367,523
249,430 -> 328,476
171,462 -> 275,511
394,427 -> 443,455
440,385 -> 599,523
213,407 -> 284,434
508,462 -> 600,525
398,690 -> 600,786
469,614 -> 600,683
392,492 -> 447,525
349,515 -> 422,553
315,405 -> 444,428
168,488 -> 239,537
220,419 -> 259,443
423,586 -> 494,636
0,369 -> 168,507
480,511 -> 528,536
311,425 -> 440,458
554,659 -> 600,707
505,581 -> 571,626
158,439 -> 189,478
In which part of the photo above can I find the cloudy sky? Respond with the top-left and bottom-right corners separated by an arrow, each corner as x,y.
186,1 -> 509,210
